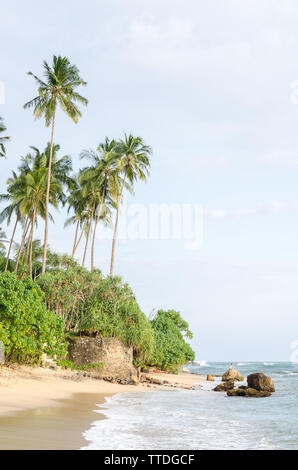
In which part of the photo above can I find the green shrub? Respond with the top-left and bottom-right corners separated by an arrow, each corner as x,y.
0,272 -> 67,363
38,268 -> 154,363
79,276 -> 154,362
148,309 -> 195,372
37,263 -> 102,331
57,359 -> 104,371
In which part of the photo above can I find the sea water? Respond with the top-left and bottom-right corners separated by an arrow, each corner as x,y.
81,362 -> 298,450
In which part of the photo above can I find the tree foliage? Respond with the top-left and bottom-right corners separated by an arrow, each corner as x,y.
149,309 -> 195,372
37,259 -> 154,362
79,276 -> 154,361
37,258 -> 102,331
0,116 -> 10,158
0,272 -> 66,363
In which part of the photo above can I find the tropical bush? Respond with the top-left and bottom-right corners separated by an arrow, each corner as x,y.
0,272 -> 67,363
80,276 -> 154,362
38,264 -> 154,362
37,258 -> 102,331
148,309 -> 195,372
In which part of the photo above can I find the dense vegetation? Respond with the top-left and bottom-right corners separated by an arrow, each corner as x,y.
37,260 -> 154,362
149,310 -> 195,372
0,272 -> 66,363
0,55 -> 195,370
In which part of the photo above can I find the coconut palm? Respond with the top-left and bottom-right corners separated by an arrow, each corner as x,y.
0,178 -> 24,271
0,227 -> 7,250
0,170 -> 31,273
78,177 -> 100,268
80,138 -> 119,270
0,116 -> 10,158
109,134 -> 151,276
4,154 -> 62,275
24,55 -> 87,274
1,144 -> 72,273
66,180 -> 91,258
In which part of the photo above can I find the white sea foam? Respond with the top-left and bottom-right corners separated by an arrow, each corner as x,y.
199,360 -> 208,366
80,363 -> 297,450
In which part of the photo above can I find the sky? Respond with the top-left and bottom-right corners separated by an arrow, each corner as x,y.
1,0 -> 298,361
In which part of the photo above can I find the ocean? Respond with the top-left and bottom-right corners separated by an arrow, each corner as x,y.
81,362 -> 298,450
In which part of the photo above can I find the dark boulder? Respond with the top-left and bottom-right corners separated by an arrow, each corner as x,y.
247,373 -> 275,392
227,387 -> 271,398
213,381 -> 235,392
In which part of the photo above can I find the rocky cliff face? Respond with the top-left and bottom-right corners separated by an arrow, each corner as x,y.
67,336 -> 137,380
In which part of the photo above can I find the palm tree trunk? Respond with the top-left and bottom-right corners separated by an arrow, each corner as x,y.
82,204 -> 95,267
25,217 -> 33,267
90,208 -> 101,271
72,220 -> 80,257
109,205 -> 120,277
29,208 -> 36,278
5,217 -> 18,272
109,173 -> 126,276
14,216 -> 30,273
91,190 -> 106,271
73,220 -> 87,257
41,107 -> 56,275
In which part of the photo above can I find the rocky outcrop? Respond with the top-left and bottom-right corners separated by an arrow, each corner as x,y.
227,387 -> 271,398
207,374 -> 214,381
222,369 -> 244,382
213,381 -> 234,392
247,373 -> 275,392
67,336 -> 136,380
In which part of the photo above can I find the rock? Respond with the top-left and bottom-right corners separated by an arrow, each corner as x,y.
152,378 -> 163,385
207,374 -> 214,381
67,335 -> 137,381
227,388 -> 246,397
213,382 -> 234,392
247,373 -> 275,392
222,369 -> 244,382
227,387 -> 271,398
130,375 -> 139,384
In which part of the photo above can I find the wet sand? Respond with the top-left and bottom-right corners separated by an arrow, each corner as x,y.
0,392 -> 108,450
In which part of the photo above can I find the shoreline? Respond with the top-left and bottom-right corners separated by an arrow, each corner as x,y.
0,392 -> 109,450
0,365 -> 206,450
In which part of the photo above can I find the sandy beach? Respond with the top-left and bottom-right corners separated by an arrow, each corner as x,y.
0,365 -> 205,450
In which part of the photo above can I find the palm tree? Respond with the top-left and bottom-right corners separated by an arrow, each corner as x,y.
109,134 -> 152,276
78,177 -> 100,268
0,227 -> 7,250
3,148 -> 64,276
0,180 -> 23,271
0,170 -> 30,273
0,116 -> 10,158
24,55 -> 88,274
80,138 -> 118,270
66,181 -> 90,257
